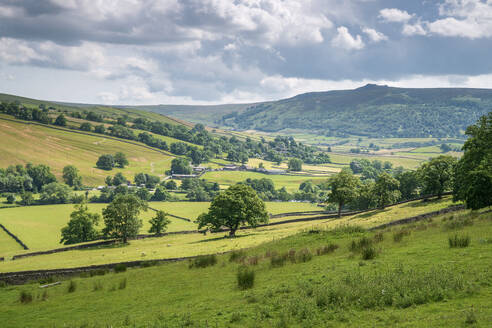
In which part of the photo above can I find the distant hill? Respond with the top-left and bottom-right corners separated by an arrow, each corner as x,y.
218,84 -> 492,138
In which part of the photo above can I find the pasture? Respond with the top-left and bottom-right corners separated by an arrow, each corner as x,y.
201,171 -> 328,192
0,201 -> 321,256
0,207 -> 490,327
0,197 -> 456,272
0,117 -> 174,186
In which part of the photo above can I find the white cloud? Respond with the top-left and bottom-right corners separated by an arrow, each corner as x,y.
362,27 -> 388,42
331,26 -> 364,50
424,0 -> 492,39
402,23 -> 427,36
379,8 -> 413,23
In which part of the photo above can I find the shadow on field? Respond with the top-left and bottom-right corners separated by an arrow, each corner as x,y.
190,234 -> 251,244
402,197 -> 443,208
351,208 -> 390,220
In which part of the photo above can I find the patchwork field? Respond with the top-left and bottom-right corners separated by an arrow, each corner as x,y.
0,201 -> 322,256
0,207 -> 490,327
201,171 -> 329,192
0,117 -> 174,186
0,197 -> 456,272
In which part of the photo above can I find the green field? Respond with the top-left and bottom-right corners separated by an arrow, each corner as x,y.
0,197 -> 456,272
0,206 -> 490,327
0,201 -> 321,256
202,171 -> 328,192
0,117 -> 174,186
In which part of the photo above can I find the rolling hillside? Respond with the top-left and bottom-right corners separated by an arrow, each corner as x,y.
221,84 -> 492,138
0,117 -> 173,186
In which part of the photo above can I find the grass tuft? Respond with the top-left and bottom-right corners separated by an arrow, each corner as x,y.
316,244 -> 339,256
19,291 -> 33,304
189,254 -> 217,269
114,264 -> 127,273
449,234 -> 471,248
67,280 -> 77,293
237,267 -> 255,290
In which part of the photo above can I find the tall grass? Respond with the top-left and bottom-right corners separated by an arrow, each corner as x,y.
189,255 -> 217,269
237,267 -> 255,290
449,234 -> 471,248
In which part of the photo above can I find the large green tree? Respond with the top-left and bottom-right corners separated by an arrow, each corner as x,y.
288,158 -> 303,172
170,158 -> 192,175
62,165 -> 82,190
197,184 -> 268,237
102,194 -> 146,243
327,169 -> 359,217
40,182 -> 72,204
60,203 -> 100,245
418,155 -> 457,199
374,172 -> 401,209
96,154 -> 115,170
454,112 -> 492,209
114,152 -> 129,168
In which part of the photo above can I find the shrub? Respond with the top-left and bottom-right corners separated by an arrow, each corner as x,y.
444,216 -> 474,230
374,232 -> 384,243
119,278 -> 127,290
349,237 -> 373,252
114,263 -> 127,273
67,280 -> 77,293
296,248 -> 313,263
189,255 -> 217,269
316,244 -> 339,256
270,253 -> 287,268
393,230 -> 411,243
229,250 -> 246,263
90,269 -> 109,277
361,246 -> 377,260
237,267 -> 255,290
19,291 -> 33,304
246,256 -> 259,266
449,234 -> 471,248
287,249 -> 297,263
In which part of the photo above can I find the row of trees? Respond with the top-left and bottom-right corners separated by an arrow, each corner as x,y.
60,196 -> 171,245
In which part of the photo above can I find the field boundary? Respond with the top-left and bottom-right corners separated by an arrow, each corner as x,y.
0,223 -> 28,250
368,204 -> 466,231
0,204 -> 469,285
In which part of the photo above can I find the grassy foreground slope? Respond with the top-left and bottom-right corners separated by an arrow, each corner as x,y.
0,117 -> 173,186
0,198 -> 455,272
0,209 -> 491,327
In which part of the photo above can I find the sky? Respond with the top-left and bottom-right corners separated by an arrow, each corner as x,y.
1,0 -> 492,105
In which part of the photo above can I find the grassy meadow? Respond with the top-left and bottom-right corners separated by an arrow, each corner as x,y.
0,201 -> 321,256
0,197 -> 456,272
0,117 -> 174,186
201,171 -> 329,192
0,207 -> 491,327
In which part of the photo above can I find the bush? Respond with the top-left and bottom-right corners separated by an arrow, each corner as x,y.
444,216 -> 474,230
316,244 -> 339,256
246,256 -> 259,266
361,246 -> 377,260
189,255 -> 217,269
449,234 -> 471,248
90,269 -> 109,277
349,237 -> 373,252
19,291 -> 33,304
374,232 -> 384,243
237,267 -> 255,290
270,253 -> 287,268
114,263 -> 127,273
119,278 -> 127,290
296,248 -> 313,263
229,250 -> 246,263
393,230 -> 411,243
67,280 -> 77,293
